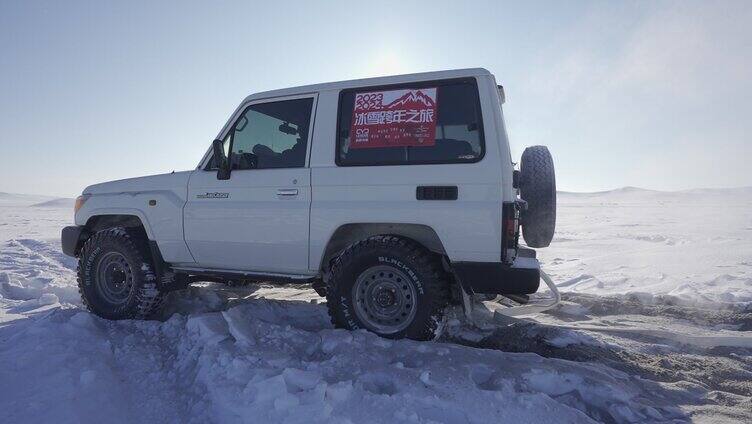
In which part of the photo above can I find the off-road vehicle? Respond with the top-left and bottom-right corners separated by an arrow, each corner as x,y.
62,68 -> 557,340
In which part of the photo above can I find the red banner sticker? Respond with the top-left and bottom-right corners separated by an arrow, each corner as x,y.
350,87 -> 438,149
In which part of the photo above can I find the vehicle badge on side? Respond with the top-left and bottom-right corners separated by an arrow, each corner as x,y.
196,192 -> 230,199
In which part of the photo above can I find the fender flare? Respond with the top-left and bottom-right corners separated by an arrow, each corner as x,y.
81,208 -> 155,240
318,223 -> 448,272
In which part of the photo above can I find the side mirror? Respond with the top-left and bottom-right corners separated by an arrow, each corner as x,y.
212,139 -> 231,180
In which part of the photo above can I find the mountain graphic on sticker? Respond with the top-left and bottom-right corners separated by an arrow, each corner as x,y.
384,90 -> 436,109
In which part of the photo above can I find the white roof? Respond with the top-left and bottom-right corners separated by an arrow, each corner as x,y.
245,68 -> 492,102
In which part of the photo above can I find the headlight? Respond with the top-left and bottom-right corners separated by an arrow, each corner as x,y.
74,195 -> 90,214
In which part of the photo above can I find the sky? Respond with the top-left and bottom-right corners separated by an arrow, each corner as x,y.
1,0 -> 751,198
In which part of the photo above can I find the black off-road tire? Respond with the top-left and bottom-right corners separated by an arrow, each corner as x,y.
326,235 -> 450,340
159,270 -> 189,292
77,227 -> 167,320
520,145 -> 557,248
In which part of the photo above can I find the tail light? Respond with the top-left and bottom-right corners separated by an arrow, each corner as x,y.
502,202 -> 520,263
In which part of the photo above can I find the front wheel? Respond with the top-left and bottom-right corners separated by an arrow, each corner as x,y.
77,227 -> 167,320
326,236 -> 450,340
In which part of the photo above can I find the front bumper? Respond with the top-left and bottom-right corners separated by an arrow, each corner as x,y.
452,256 -> 541,295
61,225 -> 87,257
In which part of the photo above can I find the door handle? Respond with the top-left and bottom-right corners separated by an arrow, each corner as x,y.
277,188 -> 299,196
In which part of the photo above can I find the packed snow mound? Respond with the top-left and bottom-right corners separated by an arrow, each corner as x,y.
30,198 -> 75,208
0,287 -> 694,424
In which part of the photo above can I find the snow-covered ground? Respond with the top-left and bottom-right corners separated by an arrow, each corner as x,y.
542,187 -> 752,308
0,189 -> 750,423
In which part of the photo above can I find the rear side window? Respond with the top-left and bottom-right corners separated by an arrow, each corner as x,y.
336,79 -> 484,166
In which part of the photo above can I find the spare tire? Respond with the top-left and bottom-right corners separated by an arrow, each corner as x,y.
519,146 -> 556,248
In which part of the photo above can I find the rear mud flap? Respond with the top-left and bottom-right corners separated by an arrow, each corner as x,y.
462,269 -> 560,321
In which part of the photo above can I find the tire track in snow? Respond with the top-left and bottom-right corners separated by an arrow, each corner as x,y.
448,294 -> 752,422
0,239 -> 79,304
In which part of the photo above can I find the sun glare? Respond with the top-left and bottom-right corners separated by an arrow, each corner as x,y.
365,48 -> 411,77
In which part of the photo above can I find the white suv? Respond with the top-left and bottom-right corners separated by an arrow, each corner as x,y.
62,68 -> 557,340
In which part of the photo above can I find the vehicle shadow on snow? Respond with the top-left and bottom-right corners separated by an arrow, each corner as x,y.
159,283 -> 264,317
159,282 -> 332,332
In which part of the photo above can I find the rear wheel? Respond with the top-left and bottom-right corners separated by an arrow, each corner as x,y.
77,227 -> 166,319
326,236 -> 450,340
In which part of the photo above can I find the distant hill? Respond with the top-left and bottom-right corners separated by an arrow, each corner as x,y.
558,186 -> 658,196
0,192 -> 56,206
678,186 -> 752,196
558,186 -> 752,196
557,186 -> 752,203
30,198 -> 76,208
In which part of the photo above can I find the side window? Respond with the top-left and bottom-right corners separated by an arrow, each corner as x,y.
336,79 -> 484,166
228,97 -> 313,170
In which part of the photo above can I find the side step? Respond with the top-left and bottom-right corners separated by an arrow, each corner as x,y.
173,266 -> 318,285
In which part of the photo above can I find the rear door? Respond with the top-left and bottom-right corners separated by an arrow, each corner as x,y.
184,94 -> 317,274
